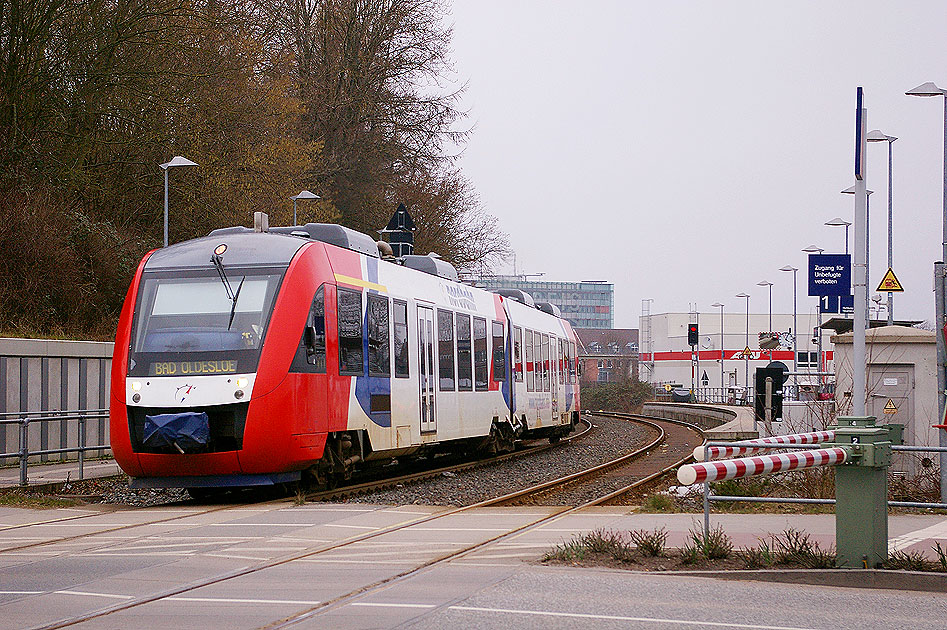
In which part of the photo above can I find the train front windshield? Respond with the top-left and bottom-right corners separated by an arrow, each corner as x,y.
128,269 -> 284,377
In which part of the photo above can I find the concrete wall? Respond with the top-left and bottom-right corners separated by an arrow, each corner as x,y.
0,338 -> 114,464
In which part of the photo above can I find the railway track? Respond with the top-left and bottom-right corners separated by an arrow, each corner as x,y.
15,411 -> 704,630
0,418 -> 595,554
490,412 -> 703,506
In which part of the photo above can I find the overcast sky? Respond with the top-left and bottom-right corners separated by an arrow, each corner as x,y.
444,1 -> 947,329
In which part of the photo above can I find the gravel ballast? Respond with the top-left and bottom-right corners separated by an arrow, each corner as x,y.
332,415 -> 657,506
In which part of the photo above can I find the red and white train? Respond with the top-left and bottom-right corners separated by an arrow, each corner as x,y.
109,217 -> 580,491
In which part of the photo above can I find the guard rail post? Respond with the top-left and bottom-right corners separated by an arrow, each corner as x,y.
19,419 -> 29,486
829,416 -> 903,568
78,415 -> 86,481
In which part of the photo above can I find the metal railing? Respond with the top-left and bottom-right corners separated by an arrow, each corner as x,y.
0,409 -> 110,486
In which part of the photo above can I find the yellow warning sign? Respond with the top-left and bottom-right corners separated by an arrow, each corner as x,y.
877,268 -> 904,292
664,384 -> 673,392
883,399 -> 898,414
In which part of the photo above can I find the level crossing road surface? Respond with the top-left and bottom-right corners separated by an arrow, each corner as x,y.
0,503 -> 945,630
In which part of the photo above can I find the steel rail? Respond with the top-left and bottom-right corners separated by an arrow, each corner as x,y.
25,413 -> 698,630
306,416 -> 594,501
263,412 -> 706,629
0,418 -> 592,546
486,413 -> 666,506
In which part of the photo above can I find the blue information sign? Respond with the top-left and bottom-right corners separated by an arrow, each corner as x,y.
808,254 -> 852,297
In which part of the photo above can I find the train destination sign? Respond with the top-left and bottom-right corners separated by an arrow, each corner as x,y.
149,360 -> 238,376
808,254 -> 852,297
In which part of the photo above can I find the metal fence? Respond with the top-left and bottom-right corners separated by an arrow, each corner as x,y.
0,409 -> 110,486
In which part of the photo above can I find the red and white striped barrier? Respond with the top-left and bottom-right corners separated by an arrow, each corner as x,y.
692,430 -> 836,462
677,447 -> 849,485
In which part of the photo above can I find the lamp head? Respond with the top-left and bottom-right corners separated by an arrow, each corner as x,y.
866,129 -> 897,143
779,265 -> 798,272
906,82 -> 946,97
159,156 -> 198,170
825,217 -> 852,227
802,244 -> 824,254
290,190 -> 320,201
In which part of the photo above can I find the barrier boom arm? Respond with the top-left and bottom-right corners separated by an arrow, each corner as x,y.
678,447 -> 849,485
693,431 -> 836,462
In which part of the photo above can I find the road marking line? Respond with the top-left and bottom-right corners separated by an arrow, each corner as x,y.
889,520 -> 947,552
55,590 -> 133,600
448,606 -> 821,630
351,602 -> 437,609
167,596 -> 321,605
204,553 -> 269,561
323,524 -> 379,529
0,591 -> 44,595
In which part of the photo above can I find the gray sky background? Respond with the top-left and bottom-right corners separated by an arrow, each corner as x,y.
444,1 -> 947,329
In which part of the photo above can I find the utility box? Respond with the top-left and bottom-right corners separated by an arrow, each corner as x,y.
829,416 -> 903,568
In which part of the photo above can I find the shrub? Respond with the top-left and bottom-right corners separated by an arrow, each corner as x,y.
543,540 -> 587,562
689,525 -> 733,560
934,542 -> 947,572
680,542 -> 700,565
742,540 -> 775,569
885,550 -> 930,572
629,527 -> 668,557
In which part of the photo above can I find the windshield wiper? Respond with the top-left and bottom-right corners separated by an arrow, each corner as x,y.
228,276 -> 246,331
211,253 -> 245,331
211,254 -> 235,301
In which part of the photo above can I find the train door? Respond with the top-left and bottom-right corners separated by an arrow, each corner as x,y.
418,305 -> 436,433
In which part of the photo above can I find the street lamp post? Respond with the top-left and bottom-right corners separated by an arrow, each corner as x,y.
290,190 -> 320,225
735,292 -> 750,396
906,81 -> 947,502
711,302 -> 725,399
159,156 -> 198,247
825,217 -> 852,255
803,245 -> 824,382
779,265 -> 798,399
867,130 -> 897,326
757,280 -> 774,361
842,185 -> 874,320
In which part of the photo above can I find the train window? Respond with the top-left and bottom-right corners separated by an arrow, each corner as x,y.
437,309 -> 455,391
570,342 -> 577,382
456,313 -> 472,391
541,333 -> 550,392
559,338 -> 566,384
513,326 -> 523,382
473,316 -> 488,391
368,295 -> 390,377
393,300 -> 409,378
338,288 -> 363,375
290,285 -> 326,373
525,329 -> 534,392
491,321 -> 505,381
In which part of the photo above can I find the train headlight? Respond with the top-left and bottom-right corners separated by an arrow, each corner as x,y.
234,390 -> 245,400
236,377 -> 249,389
131,381 -> 142,391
